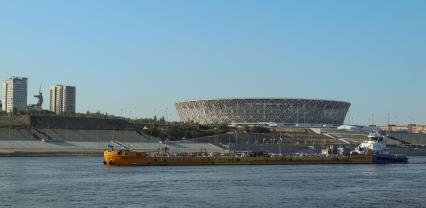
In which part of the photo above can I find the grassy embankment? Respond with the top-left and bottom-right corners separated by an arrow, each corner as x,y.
0,116 -> 30,128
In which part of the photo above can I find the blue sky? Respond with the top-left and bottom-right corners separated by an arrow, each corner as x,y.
1,0 -> 425,124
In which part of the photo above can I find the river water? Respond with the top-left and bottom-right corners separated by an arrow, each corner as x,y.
1,156 -> 426,208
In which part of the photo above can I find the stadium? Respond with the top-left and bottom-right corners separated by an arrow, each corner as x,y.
175,98 -> 351,126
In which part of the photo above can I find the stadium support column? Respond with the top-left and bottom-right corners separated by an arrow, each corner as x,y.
215,127 -> 218,145
296,108 -> 299,125
303,102 -> 306,127
279,133 -> 282,156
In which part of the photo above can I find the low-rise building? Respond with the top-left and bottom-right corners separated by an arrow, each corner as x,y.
378,124 -> 426,134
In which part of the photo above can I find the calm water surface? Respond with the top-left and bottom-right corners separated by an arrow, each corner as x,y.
1,157 -> 426,208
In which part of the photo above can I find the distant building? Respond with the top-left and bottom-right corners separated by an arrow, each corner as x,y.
1,77 -> 28,113
50,85 -> 76,114
377,124 -> 426,134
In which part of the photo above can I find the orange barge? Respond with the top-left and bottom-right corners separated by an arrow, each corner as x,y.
103,146 -> 373,166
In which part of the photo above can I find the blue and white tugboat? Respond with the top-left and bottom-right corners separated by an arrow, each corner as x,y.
351,131 -> 408,164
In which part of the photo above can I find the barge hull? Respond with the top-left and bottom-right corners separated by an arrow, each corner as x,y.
103,151 -> 373,166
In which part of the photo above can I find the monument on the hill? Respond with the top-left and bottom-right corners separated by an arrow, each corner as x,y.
28,84 -> 43,111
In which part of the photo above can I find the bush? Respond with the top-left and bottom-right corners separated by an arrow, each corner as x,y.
242,125 -> 270,133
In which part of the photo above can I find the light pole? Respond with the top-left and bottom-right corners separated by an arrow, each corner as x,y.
143,126 -> 149,141
164,107 -> 169,122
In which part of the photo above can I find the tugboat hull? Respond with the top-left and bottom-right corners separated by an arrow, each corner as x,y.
373,153 -> 408,164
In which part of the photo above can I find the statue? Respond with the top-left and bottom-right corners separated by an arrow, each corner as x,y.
34,91 -> 43,107
28,83 -> 43,111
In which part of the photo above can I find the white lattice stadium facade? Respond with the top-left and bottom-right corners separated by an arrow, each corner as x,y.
175,98 -> 350,125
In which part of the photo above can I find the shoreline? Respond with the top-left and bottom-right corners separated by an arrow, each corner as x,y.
1,149 -> 426,157
0,149 -> 104,157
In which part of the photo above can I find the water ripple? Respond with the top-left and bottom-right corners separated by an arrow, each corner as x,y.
0,157 -> 426,208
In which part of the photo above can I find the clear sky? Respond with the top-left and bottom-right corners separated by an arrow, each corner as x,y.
1,0 -> 425,124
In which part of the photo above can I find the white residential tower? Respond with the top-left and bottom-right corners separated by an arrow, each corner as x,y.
50,85 -> 76,114
1,77 -> 28,113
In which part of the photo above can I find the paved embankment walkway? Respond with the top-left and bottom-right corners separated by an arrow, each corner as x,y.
0,140 -> 226,156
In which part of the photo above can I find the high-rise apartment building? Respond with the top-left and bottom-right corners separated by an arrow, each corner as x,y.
50,85 -> 76,114
1,77 -> 28,113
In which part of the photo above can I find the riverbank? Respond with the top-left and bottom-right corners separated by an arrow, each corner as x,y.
0,149 -> 103,157
1,136 -> 425,157
0,140 -> 226,156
